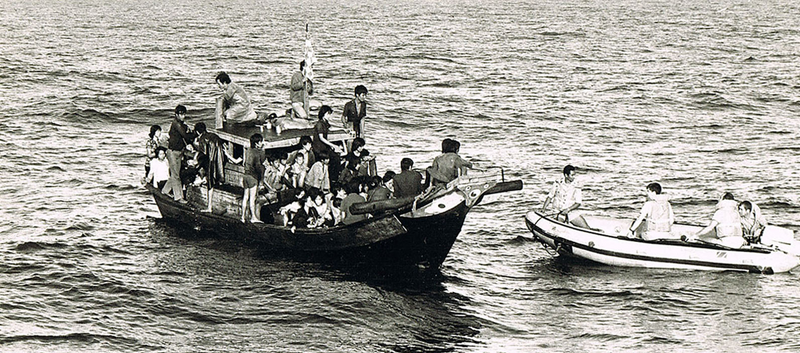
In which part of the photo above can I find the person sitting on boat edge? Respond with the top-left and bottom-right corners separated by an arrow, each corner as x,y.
341,179 -> 369,225
215,72 -> 258,128
627,182 -> 675,240
341,85 -> 368,138
426,138 -> 473,186
540,165 -> 594,230
161,105 -> 195,204
392,158 -> 423,198
739,200 -> 767,244
690,192 -> 746,248
242,133 -> 267,223
142,146 -> 170,190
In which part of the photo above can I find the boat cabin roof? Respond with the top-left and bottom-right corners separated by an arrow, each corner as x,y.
212,122 -> 352,149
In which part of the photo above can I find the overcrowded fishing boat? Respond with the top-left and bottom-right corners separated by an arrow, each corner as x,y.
524,210 -> 800,274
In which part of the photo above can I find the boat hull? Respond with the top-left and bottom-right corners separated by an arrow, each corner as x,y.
525,211 -> 800,274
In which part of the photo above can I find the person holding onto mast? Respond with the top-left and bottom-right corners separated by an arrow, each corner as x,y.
289,60 -> 313,120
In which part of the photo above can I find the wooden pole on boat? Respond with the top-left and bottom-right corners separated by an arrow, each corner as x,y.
303,23 -> 311,119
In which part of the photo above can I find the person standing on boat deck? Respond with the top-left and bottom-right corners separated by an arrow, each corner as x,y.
193,122 -> 241,213
392,158 -> 423,198
312,105 -> 343,184
540,165 -> 593,230
242,134 -> 266,223
690,192 -> 746,248
142,146 -> 170,189
215,72 -> 257,128
305,150 -> 331,193
341,85 -> 368,138
627,182 -> 675,240
289,60 -> 313,120
427,138 -> 473,186
144,124 -> 164,177
161,105 -> 195,203
739,201 -> 767,244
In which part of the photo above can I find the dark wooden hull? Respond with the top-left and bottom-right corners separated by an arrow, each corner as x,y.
147,184 -> 470,270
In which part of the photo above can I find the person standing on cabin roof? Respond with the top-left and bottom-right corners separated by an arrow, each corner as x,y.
312,105 -> 343,184
426,138 -> 473,186
627,182 -> 675,240
242,134 -> 267,223
690,192 -> 746,248
290,60 -> 313,120
161,105 -> 195,204
341,85 -> 368,138
392,158 -> 423,198
540,165 -> 594,230
215,72 -> 257,128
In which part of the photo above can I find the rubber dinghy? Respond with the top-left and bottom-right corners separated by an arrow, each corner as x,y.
524,210 -> 800,274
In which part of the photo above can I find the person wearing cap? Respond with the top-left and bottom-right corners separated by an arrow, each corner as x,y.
161,105 -> 195,203
341,85 -> 368,138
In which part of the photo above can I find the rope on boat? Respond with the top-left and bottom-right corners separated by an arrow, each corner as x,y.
532,213 -> 559,258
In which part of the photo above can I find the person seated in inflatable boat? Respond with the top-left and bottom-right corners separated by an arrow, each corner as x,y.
738,200 -> 767,244
540,165 -> 595,230
628,182 -> 676,240
690,192 -> 747,248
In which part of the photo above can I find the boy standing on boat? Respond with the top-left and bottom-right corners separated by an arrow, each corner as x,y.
627,182 -> 675,240
541,165 -> 592,229
341,85 -> 368,138
161,105 -> 195,204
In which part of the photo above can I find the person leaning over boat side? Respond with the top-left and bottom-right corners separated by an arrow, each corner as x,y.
144,124 -> 165,177
242,133 -> 266,223
142,146 -> 170,190
215,72 -> 257,128
392,158 -> 423,198
161,105 -> 195,204
427,138 -> 473,186
540,165 -> 593,230
690,192 -> 746,248
305,150 -> 331,193
341,179 -> 368,225
289,60 -> 313,120
312,105 -> 343,183
341,85 -> 368,138
193,122 -> 241,213
739,201 -> 767,244
627,182 -> 675,240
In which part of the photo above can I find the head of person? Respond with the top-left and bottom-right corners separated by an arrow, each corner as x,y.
354,85 -> 368,101
215,72 -> 231,89
309,188 -> 325,206
294,153 -> 305,166
194,122 -> 207,135
345,179 -> 361,194
722,192 -> 735,201
299,136 -> 313,150
646,182 -> 662,196
155,146 -> 167,160
359,149 -> 370,162
250,133 -> 263,148
400,157 -> 414,171
331,185 -> 346,199
317,150 -> 330,164
351,138 -> 366,153
383,171 -> 395,184
277,151 -> 289,165
441,138 -> 459,154
738,201 -> 753,217
563,165 -> 576,182
318,105 -> 333,120
149,124 -> 162,140
174,105 -> 187,120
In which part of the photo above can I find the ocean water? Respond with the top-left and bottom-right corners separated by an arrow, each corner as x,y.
1,0 -> 800,351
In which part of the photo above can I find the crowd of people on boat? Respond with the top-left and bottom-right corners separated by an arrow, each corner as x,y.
142,71 -> 474,230
541,165 -> 769,248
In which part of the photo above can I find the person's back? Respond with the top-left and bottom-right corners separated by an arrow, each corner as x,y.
393,170 -> 422,198
713,199 -> 743,238
642,194 -> 674,240
341,180 -> 368,225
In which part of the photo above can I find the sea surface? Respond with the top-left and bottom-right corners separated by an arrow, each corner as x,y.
1,0 -> 800,352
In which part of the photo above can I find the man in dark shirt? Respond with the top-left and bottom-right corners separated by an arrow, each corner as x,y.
161,105 -> 195,203
392,158 -> 423,198
341,85 -> 368,138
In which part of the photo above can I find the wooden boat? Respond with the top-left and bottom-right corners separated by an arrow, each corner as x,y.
146,121 -> 522,270
524,210 -> 800,274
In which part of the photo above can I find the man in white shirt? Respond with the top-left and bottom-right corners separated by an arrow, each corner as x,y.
541,165 -> 593,229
